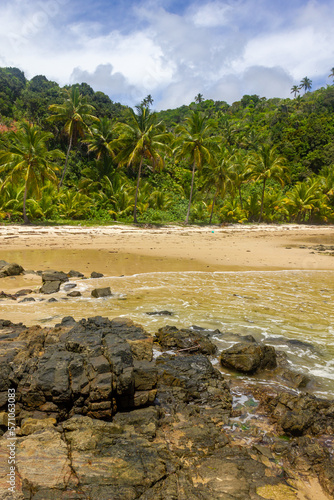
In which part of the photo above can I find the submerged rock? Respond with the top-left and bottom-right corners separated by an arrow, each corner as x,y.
155,325 -> 217,355
91,287 -> 112,298
91,271 -> 104,278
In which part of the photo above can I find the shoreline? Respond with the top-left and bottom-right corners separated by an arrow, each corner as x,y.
0,223 -> 334,273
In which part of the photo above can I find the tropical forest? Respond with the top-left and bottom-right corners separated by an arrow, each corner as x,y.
1,66 -> 334,225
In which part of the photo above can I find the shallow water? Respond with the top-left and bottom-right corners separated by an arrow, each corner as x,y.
0,250 -> 333,397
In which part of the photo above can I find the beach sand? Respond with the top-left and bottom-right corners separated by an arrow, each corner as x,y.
0,223 -> 334,275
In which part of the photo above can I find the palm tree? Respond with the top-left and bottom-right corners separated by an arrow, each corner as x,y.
195,93 -> 204,104
142,95 -> 154,108
247,144 -> 287,222
328,68 -> 334,84
285,179 -> 323,223
112,104 -> 171,223
48,86 -> 98,188
0,122 -> 63,224
299,77 -> 312,94
290,85 -> 300,98
84,117 -> 115,181
227,150 -> 250,209
174,111 -> 218,223
201,150 -> 230,223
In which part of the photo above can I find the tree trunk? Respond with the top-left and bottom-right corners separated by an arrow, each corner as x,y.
23,180 -> 30,225
185,161 -> 196,224
58,132 -> 73,189
258,178 -> 266,222
238,186 -> 243,209
209,192 -> 217,224
133,157 -> 143,223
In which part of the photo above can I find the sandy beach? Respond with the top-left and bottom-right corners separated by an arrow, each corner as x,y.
0,223 -> 334,274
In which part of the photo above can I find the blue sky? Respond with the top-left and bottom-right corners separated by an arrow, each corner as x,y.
0,0 -> 333,109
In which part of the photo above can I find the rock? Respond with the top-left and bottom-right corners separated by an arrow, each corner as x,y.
155,325 -> 217,355
40,280 -> 61,294
18,297 -> 36,303
15,288 -> 33,297
0,262 -> 24,277
91,271 -> 104,278
68,270 -> 84,278
220,342 -> 277,373
67,291 -> 82,297
91,287 -> 112,298
63,283 -> 77,291
146,310 -> 174,316
41,270 -> 69,283
0,260 -> 9,269
47,298 -> 58,303
21,417 -> 57,435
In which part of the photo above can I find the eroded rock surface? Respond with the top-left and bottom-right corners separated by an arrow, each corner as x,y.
0,317 -> 332,500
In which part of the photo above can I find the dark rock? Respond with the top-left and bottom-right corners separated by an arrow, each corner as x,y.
220,342 -> 277,373
47,298 -> 58,303
91,287 -> 112,298
91,271 -> 104,278
55,316 -> 77,327
146,310 -> 174,316
41,270 -> 69,283
155,325 -> 217,355
40,280 -> 61,294
18,297 -> 36,303
67,291 -> 82,297
0,291 -> 16,300
15,289 -> 33,297
68,270 -> 84,278
0,262 -> 24,277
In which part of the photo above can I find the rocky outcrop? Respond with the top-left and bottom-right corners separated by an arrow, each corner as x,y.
220,341 -> 277,373
0,317 -> 332,500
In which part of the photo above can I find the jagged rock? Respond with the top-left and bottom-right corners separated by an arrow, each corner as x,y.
40,280 -> 61,294
155,325 -> 217,355
220,342 -> 277,373
264,390 -> 334,436
0,262 -> 24,278
68,270 -> 84,278
91,271 -> 104,278
91,287 -> 112,298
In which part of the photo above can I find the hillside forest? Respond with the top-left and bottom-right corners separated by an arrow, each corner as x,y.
1,66 -> 334,225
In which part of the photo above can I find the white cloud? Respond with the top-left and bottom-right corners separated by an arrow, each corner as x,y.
0,0 -> 334,110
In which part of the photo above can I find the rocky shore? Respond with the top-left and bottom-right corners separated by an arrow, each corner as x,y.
0,313 -> 333,500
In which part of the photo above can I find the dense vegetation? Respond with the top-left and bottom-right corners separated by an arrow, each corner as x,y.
1,66 -> 334,225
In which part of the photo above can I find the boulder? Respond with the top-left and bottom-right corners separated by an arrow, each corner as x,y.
63,283 -> 77,291
155,325 -> 217,355
42,270 -> 69,283
40,280 -> 61,294
67,291 -> 82,297
68,270 -> 84,278
0,262 -> 24,278
91,287 -> 112,298
91,271 -> 104,278
220,342 -> 277,373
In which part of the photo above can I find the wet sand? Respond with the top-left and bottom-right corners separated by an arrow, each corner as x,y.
0,223 -> 334,275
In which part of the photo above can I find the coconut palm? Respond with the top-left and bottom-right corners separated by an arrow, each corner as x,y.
299,77 -> 312,94
328,68 -> 334,83
247,144 -> 287,222
0,122 -> 63,224
290,85 -> 300,98
174,110 -> 218,223
227,150 -> 250,209
284,179 -> 324,223
142,95 -> 154,108
112,104 -> 171,223
195,93 -> 204,104
201,150 -> 230,223
48,86 -> 98,188
84,117 -> 115,180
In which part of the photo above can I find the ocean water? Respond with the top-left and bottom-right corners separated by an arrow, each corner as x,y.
1,266 -> 334,397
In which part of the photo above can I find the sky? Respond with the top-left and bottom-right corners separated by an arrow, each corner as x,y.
0,0 -> 334,110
